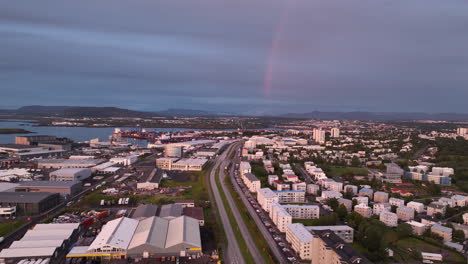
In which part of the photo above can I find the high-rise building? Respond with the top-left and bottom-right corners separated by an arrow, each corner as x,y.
331,128 -> 340,138
456,127 -> 467,136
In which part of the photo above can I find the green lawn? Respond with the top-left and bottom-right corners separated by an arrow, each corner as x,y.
0,221 -> 24,237
330,166 -> 368,177
394,237 -> 466,264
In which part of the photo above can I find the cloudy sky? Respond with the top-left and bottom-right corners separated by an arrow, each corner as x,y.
1,0 -> 468,115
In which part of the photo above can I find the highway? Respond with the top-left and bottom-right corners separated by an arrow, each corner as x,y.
228,145 -> 290,264
217,142 -> 265,264
209,143 -> 244,264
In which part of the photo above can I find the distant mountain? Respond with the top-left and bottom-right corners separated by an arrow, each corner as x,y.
2,105 -> 154,118
282,111 -> 468,121
157,108 -> 236,117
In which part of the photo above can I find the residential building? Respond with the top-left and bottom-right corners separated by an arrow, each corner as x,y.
331,128 -> 340,138
431,224 -> 452,242
306,184 -> 320,195
243,173 -> 261,193
328,181 -> 343,192
407,220 -> 427,235
373,203 -> 391,216
292,182 -> 307,191
306,225 -> 354,243
463,213 -> 468,225
352,196 -> 368,206
354,204 -> 372,218
373,192 -> 389,203
310,230 -> 371,264
427,202 -> 446,217
358,188 -> 373,199
257,188 -> 279,212
406,201 -> 425,213
275,190 -> 306,203
338,198 -> 352,212
322,191 -> 343,200
451,195 -> 467,207
271,203 -> 292,232
389,197 -> 405,208
286,223 -> 313,260
396,206 -> 415,221
282,204 -> 320,219
239,161 -> 251,177
268,175 -> 279,186
380,211 -> 398,227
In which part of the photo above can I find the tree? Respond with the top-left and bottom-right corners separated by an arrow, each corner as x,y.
435,212 -> 443,219
336,204 -> 348,220
427,182 -> 441,195
396,223 -> 412,239
326,198 -> 339,211
351,156 -> 361,167
453,230 -> 465,243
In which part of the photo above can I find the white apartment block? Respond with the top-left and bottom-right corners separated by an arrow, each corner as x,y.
431,224 -> 452,242
451,195 -> 467,207
373,192 -> 389,203
396,206 -> 415,221
331,128 -> 340,138
306,184 -> 320,195
427,202 -> 446,217
354,204 -> 372,218
389,197 -> 405,208
268,175 -> 279,186
438,197 -> 455,208
338,198 -> 352,212
292,182 -> 307,191
406,201 -> 425,213
352,196 -> 368,206
243,173 -> 261,193
286,223 -> 313,260
380,211 -> 398,227
257,188 -> 279,213
463,213 -> 468,225
373,203 -> 391,216
322,191 -> 343,200
275,190 -> 306,203
239,161 -> 251,177
328,181 -> 343,192
282,204 -> 320,219
270,203 -> 293,232
306,225 -> 354,243
407,220 -> 427,235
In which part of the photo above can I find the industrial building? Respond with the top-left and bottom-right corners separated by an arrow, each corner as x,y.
49,168 -> 92,181
37,159 -> 105,169
0,223 -> 80,264
0,192 -> 60,215
16,181 -> 82,196
170,159 -> 208,171
68,216 -> 202,260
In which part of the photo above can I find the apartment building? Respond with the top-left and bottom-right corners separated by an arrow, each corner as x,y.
397,206 -> 415,221
373,203 -> 391,216
242,173 -> 261,193
406,201 -> 425,213
373,191 -> 389,203
389,197 -> 405,208
270,203 -> 292,232
306,184 -> 320,195
431,224 -> 452,242
286,223 -> 313,260
407,220 -> 427,235
354,204 -> 372,218
352,196 -> 368,206
380,211 -> 398,227
338,198 -> 352,212
306,225 -> 354,243
451,195 -> 467,207
322,191 -> 343,200
257,188 -> 279,212
358,188 -> 373,199
282,204 -> 320,219
275,190 -> 306,203
292,182 -> 307,191
427,202 -> 446,217
239,161 -> 251,177
310,230 -> 371,264
328,181 -> 343,192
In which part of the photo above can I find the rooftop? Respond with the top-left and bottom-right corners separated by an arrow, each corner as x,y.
18,180 -> 80,187
0,192 -> 58,203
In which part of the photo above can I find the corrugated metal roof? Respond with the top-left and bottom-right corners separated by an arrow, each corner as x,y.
88,217 -> 139,251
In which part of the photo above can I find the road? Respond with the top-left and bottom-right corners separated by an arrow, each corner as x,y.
228,145 -> 290,264
209,143 -> 244,264
217,142 -> 265,264
293,163 -> 314,184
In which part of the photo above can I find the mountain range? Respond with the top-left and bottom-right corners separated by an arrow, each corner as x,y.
1,106 -> 468,121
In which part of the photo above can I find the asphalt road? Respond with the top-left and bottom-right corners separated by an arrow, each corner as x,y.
209,143 -> 244,264
217,142 -> 265,264
228,146 -> 289,264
